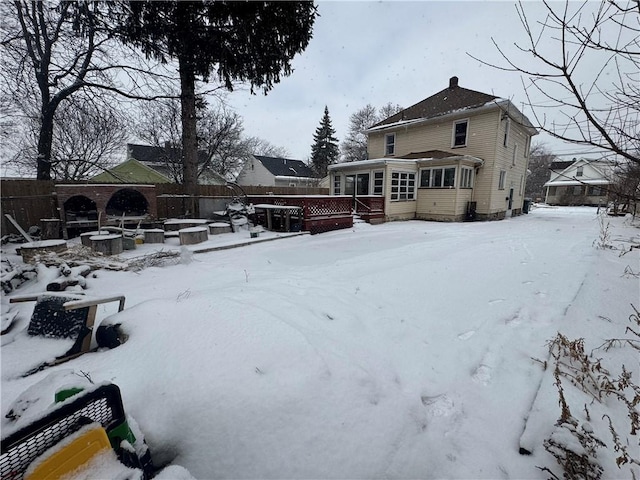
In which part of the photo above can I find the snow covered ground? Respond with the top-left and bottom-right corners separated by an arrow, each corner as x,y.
2,206 -> 639,479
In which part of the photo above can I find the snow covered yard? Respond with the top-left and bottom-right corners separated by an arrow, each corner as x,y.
1,206 -> 638,479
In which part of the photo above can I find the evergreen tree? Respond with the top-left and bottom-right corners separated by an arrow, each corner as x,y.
310,106 -> 339,177
120,1 -> 317,198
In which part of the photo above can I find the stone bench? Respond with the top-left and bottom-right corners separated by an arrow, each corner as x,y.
209,222 -> 232,235
179,226 -> 208,245
144,229 -> 165,244
19,240 -> 68,263
90,234 -> 123,256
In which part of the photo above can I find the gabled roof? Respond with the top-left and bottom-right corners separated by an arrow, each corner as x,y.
368,77 -> 537,135
373,77 -> 499,128
549,161 -> 574,171
254,155 -> 316,178
127,143 -> 227,183
544,157 -> 616,187
90,158 -> 171,184
128,143 -> 208,165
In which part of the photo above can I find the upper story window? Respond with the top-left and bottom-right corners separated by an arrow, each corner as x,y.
576,166 -> 584,177
503,118 -> 511,147
512,144 -> 518,166
452,119 -> 468,147
385,133 -> 396,156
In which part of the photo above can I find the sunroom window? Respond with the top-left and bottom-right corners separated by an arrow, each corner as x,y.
460,167 -> 473,188
391,171 -> 415,201
420,167 -> 457,188
333,174 -> 341,195
373,171 -> 384,195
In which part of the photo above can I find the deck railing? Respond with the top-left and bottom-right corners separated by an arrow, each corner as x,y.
354,196 -> 385,223
248,195 -> 353,234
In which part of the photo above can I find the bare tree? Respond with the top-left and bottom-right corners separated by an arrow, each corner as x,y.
607,157 -> 640,216
135,98 -> 183,182
136,97 -> 279,181
242,137 -> 289,159
197,104 -> 245,179
7,93 -> 130,180
1,1 -> 173,179
473,0 -> 639,166
341,103 -> 402,163
525,142 -> 556,200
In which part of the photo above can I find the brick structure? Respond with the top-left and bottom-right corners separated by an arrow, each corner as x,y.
55,184 -> 158,237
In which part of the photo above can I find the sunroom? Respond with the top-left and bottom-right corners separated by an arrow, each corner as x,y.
328,154 -> 483,223
415,155 -> 484,222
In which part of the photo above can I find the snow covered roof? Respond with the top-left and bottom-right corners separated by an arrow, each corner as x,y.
366,77 -> 536,135
328,153 -> 484,171
274,175 -> 318,182
254,156 -> 316,179
328,158 -> 418,171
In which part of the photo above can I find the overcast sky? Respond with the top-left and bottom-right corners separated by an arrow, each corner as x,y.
225,1 -> 618,162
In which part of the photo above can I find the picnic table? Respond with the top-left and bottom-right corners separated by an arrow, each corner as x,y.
253,204 -> 303,232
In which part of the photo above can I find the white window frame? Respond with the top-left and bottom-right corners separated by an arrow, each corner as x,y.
452,119 -> 469,148
576,166 -> 584,177
332,174 -> 341,195
512,144 -> 518,166
420,166 -> 457,188
385,133 -> 396,156
503,118 -> 511,147
524,136 -> 530,158
519,174 -> 524,195
391,171 -> 416,201
498,170 -> 506,190
373,170 -> 384,195
460,167 -> 474,189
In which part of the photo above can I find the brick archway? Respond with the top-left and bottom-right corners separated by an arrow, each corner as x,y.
56,184 -> 158,236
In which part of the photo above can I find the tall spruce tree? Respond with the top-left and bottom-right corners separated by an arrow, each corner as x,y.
121,1 -> 317,201
310,106 -> 339,177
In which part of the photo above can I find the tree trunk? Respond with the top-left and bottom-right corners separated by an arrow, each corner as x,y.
36,105 -> 56,180
179,59 -> 199,217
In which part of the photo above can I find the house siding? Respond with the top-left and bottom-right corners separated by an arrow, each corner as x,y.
483,117 -> 530,216
415,188 -> 473,221
368,109 -> 526,218
236,159 -> 276,186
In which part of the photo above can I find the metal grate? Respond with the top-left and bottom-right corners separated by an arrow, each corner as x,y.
1,385 -> 125,480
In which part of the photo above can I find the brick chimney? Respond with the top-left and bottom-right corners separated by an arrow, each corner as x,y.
449,76 -> 459,88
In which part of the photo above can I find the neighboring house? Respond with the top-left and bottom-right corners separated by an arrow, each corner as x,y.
91,158 -> 172,184
543,158 -> 615,206
236,155 -> 320,187
92,143 -> 227,185
329,76 -> 538,221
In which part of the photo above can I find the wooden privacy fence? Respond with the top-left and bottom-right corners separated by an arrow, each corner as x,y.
1,180 -> 58,236
1,179 -> 329,237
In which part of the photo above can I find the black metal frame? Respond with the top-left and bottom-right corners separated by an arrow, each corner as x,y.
1,384 -> 126,480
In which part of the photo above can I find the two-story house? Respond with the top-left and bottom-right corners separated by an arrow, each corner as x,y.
329,77 -> 538,221
543,157 -> 615,206
236,155 -> 320,187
